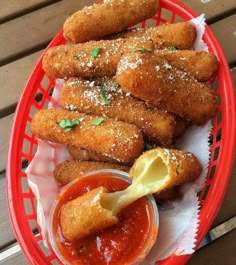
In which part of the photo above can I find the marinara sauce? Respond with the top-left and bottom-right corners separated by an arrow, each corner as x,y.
50,173 -> 158,265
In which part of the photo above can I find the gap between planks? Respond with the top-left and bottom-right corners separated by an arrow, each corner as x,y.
0,0 -> 62,24
0,0 -> 97,66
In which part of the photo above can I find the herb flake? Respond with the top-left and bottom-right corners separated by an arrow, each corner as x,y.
169,46 -> 180,51
56,119 -> 79,132
91,47 -> 102,58
133,47 -> 153,53
100,88 -> 110,105
91,118 -> 104,126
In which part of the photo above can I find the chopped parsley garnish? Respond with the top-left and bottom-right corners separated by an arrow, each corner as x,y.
133,47 -> 153,53
169,46 -> 180,51
100,88 -> 110,105
91,118 -> 104,126
56,119 -> 79,132
91,47 -> 102,58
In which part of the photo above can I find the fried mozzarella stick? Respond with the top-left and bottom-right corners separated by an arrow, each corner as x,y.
60,147 -> 202,241
109,22 -> 196,50
67,146 -> 126,164
31,109 -> 143,163
116,53 -> 217,124
129,148 -> 202,190
60,77 -> 176,146
54,160 -> 129,185
63,0 -> 159,43
154,50 -> 218,82
42,38 -> 153,79
61,187 -> 118,241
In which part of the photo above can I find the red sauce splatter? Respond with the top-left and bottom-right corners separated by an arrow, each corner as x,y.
52,174 -> 157,265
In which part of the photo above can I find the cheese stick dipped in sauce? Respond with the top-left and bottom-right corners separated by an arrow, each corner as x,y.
63,0 -> 159,43
116,52 -> 217,124
54,160 -> 129,185
42,38 -> 153,79
108,22 -> 196,50
60,148 -> 202,241
31,109 -> 143,163
52,172 -> 158,265
60,77 -> 177,146
60,186 -> 118,241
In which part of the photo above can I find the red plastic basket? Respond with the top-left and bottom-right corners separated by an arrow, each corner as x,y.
6,0 -> 235,264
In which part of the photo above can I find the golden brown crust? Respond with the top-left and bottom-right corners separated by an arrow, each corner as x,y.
54,160 -> 130,185
130,148 -> 202,190
109,22 -> 196,50
154,50 -> 218,82
42,38 -> 153,79
67,145 -> 126,164
60,187 -> 118,241
60,77 -> 177,146
116,52 -> 217,124
31,109 -> 143,163
63,0 -> 159,43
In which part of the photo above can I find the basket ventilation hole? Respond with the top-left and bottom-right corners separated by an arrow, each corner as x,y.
201,184 -> 211,201
50,259 -> 61,265
159,8 -> 174,24
208,164 -> 216,180
217,111 -> 222,125
40,75 -> 51,90
21,176 -> 30,193
146,18 -> 159,27
29,219 -> 39,233
213,146 -> 220,161
38,240 -> 53,257
216,127 -> 222,142
23,197 -> 34,215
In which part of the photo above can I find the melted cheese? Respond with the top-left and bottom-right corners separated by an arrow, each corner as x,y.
100,154 -> 169,215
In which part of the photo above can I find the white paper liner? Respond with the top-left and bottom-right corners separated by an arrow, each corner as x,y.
25,14 -> 212,262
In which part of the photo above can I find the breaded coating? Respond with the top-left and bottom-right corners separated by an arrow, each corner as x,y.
109,22 -> 196,50
60,187 -> 118,241
60,77 -> 177,146
67,146 -> 127,164
154,50 -> 218,82
116,52 -> 217,124
42,38 -> 153,79
54,160 -> 130,185
31,109 -> 143,163
129,148 -> 202,191
63,0 -> 159,43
